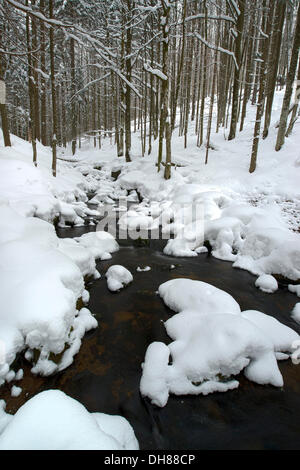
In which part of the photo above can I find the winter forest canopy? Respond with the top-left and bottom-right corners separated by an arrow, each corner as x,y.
0,0 -> 300,452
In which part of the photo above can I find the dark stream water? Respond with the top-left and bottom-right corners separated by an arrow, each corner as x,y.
2,219 -> 300,450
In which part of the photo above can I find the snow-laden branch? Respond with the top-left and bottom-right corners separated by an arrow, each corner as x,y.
0,47 -> 40,56
5,0 -> 68,27
143,62 -> 167,81
226,0 -> 241,18
193,32 -> 239,70
5,0 -> 142,98
185,13 -> 236,23
69,73 -> 111,102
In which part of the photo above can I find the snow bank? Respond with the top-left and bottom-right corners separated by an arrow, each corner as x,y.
0,205 -> 98,385
292,304 -> 300,324
0,135 -> 101,224
140,278 -> 299,406
0,390 -> 139,450
289,284 -> 300,297
76,231 -> 119,260
106,265 -> 133,292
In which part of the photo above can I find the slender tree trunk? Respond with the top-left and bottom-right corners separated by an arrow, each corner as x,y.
70,37 -> 77,155
157,0 -> 171,173
0,29 -> 11,147
39,0 -> 47,146
263,0 -> 286,139
228,0 -> 245,141
275,2 -> 300,151
49,0 -> 57,177
26,0 -> 37,165
249,0 -> 273,173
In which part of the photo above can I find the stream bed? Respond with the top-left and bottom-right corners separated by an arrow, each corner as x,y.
1,221 -> 300,450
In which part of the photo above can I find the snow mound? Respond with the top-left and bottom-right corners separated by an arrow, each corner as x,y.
158,278 -> 241,315
58,238 -> 99,278
241,310 -> 299,353
0,136 -> 101,224
76,231 -> 119,260
289,284 -> 300,297
291,304 -> 300,324
0,205 -> 98,385
106,265 -> 133,292
0,390 -> 139,450
140,279 -> 299,406
255,274 -> 278,293
119,170 -> 162,200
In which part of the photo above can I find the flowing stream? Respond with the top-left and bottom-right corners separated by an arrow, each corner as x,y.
1,208 -> 300,450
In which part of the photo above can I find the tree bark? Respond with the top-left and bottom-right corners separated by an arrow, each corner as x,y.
275,2 -> 300,151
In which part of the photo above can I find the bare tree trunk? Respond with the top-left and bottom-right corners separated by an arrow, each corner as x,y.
26,0 -> 37,165
157,0 -> 171,174
0,28 -> 11,146
228,0 -> 245,141
249,0 -> 273,173
39,0 -> 47,146
49,0 -> 57,177
275,2 -> 300,151
263,0 -> 286,139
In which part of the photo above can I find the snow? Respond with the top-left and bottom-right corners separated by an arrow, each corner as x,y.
15,369 -> 23,381
141,279 -> 299,406
0,135 -> 97,223
241,310 -> 299,353
292,304 -> 300,324
0,390 -> 139,450
137,266 -> 151,272
0,87 -> 300,423
158,278 -> 241,315
76,231 -> 119,260
11,386 -> 22,398
76,89 -> 300,283
289,284 -> 300,297
0,205 -> 99,385
255,274 -> 278,293
106,265 -> 133,292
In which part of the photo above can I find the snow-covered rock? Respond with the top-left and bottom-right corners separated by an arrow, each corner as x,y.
0,205 -> 98,385
76,231 -> 119,260
106,265 -> 133,292
255,274 -> 278,293
140,279 -> 299,406
289,284 -> 300,297
158,278 -> 241,315
291,304 -> 300,324
0,390 -> 139,450
241,310 -> 299,353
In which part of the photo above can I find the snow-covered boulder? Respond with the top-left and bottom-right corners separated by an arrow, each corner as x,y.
76,231 -> 119,260
241,310 -> 299,353
292,304 -> 300,324
140,311 -> 283,407
0,390 -> 139,450
288,284 -> 300,297
140,279 -> 300,407
158,278 -> 241,315
0,205 -> 98,385
106,265 -> 133,292
255,274 -> 278,293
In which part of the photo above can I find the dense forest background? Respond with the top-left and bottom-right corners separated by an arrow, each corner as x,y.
1,0 -> 300,177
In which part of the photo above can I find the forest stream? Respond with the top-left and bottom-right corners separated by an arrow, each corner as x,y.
1,208 -> 300,450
